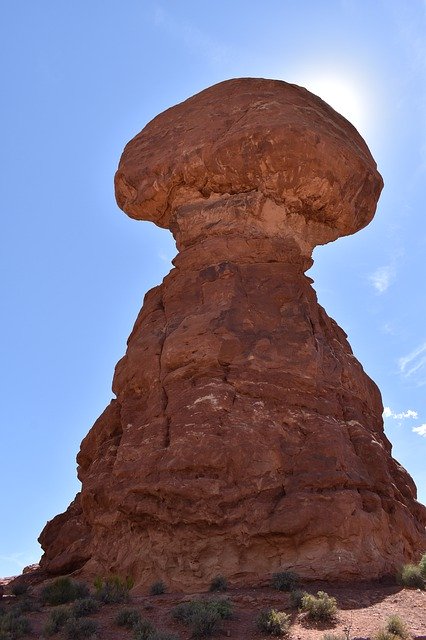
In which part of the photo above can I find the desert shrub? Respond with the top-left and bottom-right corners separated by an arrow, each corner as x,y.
0,610 -> 31,639
10,583 -> 28,597
172,598 -> 232,623
271,571 -> 299,592
72,597 -> 100,617
257,608 -> 291,636
208,598 -> 232,620
209,575 -> 227,592
290,589 -> 308,608
95,575 -> 132,604
322,634 -> 346,640
10,597 -> 39,614
133,618 -> 156,640
301,591 -> 337,622
418,553 -> 426,577
372,631 -> 400,640
149,633 -> 179,640
150,580 -> 166,595
190,608 -> 220,637
172,597 -> 232,636
41,577 -> 89,605
42,606 -> 72,636
64,617 -> 98,639
115,607 -> 141,629
398,564 -> 425,589
385,615 -> 410,639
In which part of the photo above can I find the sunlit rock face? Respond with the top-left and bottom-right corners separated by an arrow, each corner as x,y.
39,78 -> 426,591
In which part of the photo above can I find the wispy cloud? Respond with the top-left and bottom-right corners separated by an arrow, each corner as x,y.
0,552 -> 30,572
153,5 -> 230,65
383,406 -> 418,420
398,342 -> 426,381
369,265 -> 395,293
158,251 -> 173,264
413,423 -> 426,437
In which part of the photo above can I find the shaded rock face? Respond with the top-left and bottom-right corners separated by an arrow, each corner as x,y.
39,79 -> 426,590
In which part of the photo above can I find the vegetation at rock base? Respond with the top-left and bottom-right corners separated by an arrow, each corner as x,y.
150,580 -> 166,595
398,563 -> 425,589
290,588 -> 308,608
71,597 -> 100,617
300,591 -> 338,622
132,618 -> 156,639
419,553 -> 426,577
257,608 -> 291,636
0,609 -> 31,639
10,584 -> 28,597
63,617 -> 98,639
148,633 -> 180,640
94,575 -> 133,603
42,606 -> 72,636
172,597 -> 232,637
209,575 -> 227,592
41,577 -> 89,606
271,571 -> 300,591
115,607 -> 142,629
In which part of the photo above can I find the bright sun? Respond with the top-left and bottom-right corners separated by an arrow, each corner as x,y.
300,75 -> 367,134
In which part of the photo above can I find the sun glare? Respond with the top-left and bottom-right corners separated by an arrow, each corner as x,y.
301,75 -> 367,134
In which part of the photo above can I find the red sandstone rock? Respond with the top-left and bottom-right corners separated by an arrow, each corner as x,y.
39,78 -> 426,591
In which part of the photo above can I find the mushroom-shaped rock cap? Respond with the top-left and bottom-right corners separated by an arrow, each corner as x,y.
115,78 -> 383,245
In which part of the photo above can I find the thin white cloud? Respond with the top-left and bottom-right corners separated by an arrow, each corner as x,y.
398,342 -> 426,379
383,406 -> 418,420
413,424 -> 426,437
0,552 -> 29,571
158,251 -> 173,264
369,265 -> 395,293
153,4 -> 230,65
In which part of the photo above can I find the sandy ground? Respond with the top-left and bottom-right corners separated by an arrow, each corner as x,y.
1,577 -> 425,639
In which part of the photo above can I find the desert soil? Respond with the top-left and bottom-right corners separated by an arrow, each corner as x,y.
1,577 -> 425,639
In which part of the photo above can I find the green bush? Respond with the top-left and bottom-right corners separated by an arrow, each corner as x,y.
372,631 -> 400,640
418,553 -> 426,577
172,598 -> 232,636
289,589 -> 308,608
172,598 -> 232,623
209,575 -> 227,592
133,618 -> 156,640
398,564 -> 425,589
41,577 -> 89,605
301,591 -> 337,622
0,610 -> 31,639
95,575 -> 132,604
64,617 -> 98,639
72,597 -> 100,617
190,608 -> 220,637
10,598 -> 39,614
271,571 -> 299,592
42,606 -> 72,636
115,607 -> 141,629
10,583 -> 28,597
385,615 -> 410,639
149,633 -> 179,640
257,609 -> 291,636
150,580 -> 166,595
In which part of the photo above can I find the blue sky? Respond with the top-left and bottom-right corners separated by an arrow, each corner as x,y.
1,0 -> 425,578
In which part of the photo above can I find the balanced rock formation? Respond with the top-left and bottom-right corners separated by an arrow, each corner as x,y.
39,78 -> 426,590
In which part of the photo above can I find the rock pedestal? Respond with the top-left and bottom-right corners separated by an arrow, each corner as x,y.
39,79 -> 426,591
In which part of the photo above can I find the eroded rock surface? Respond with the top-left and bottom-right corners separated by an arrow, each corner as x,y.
39,78 -> 426,591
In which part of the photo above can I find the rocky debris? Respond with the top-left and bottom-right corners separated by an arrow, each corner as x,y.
39,78 -> 426,591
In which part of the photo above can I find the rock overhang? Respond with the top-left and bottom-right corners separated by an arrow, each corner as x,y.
114,77 -> 383,249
